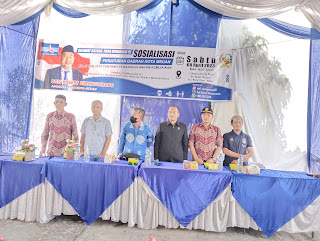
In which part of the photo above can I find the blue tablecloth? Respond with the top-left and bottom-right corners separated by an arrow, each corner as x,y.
231,168 -> 320,237
138,162 -> 232,227
0,155 -> 49,208
41,156 -> 141,225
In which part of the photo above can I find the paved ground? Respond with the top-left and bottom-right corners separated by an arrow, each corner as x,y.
0,215 -> 319,241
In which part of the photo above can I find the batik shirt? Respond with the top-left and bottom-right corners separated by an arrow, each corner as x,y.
41,111 -> 79,156
118,122 -> 154,160
188,123 -> 223,161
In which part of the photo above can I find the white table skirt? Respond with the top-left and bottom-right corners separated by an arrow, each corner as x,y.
0,183 -> 48,223
1,177 -> 320,234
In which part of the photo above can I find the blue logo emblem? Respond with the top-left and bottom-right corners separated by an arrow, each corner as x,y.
41,43 -> 59,56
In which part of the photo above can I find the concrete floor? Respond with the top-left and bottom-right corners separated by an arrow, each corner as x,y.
0,215 -> 319,241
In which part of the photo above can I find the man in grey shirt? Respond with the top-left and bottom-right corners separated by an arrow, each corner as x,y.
80,100 -> 112,157
154,106 -> 188,163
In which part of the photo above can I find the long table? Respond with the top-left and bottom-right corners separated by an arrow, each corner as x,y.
1,156 -> 320,237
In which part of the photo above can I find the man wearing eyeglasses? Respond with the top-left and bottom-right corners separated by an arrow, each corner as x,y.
80,100 -> 113,157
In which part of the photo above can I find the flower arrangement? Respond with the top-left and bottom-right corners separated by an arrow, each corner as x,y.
65,139 -> 79,152
20,139 -> 37,153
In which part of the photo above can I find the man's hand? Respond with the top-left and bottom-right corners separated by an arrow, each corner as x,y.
231,159 -> 238,165
194,156 -> 204,165
206,158 -> 215,163
98,153 -> 105,158
242,154 -> 249,162
39,149 -> 46,157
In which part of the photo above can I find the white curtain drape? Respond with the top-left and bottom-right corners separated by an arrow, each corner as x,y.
2,0 -> 320,31
193,0 -> 304,19
194,0 -> 320,31
215,19 -> 308,171
0,0 -> 153,26
0,0 -> 51,26
298,1 -> 320,31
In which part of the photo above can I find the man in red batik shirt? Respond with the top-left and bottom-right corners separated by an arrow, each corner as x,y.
40,94 -> 79,157
189,107 -> 223,165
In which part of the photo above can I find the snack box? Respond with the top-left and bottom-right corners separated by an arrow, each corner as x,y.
183,160 -> 198,170
205,163 -> 218,170
128,158 -> 139,165
229,163 -> 237,171
104,155 -> 116,163
244,165 -> 260,175
13,154 -> 24,161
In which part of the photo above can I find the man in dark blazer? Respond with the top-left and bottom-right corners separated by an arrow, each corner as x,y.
154,106 -> 188,163
42,45 -> 83,90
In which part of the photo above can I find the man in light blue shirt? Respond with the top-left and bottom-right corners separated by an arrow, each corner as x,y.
80,100 -> 112,157
118,108 -> 154,160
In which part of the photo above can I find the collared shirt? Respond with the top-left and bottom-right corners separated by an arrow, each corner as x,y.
60,67 -> 73,81
61,67 -> 74,91
118,122 -> 154,160
188,123 -> 223,161
41,110 -> 79,156
154,121 -> 188,163
80,116 -> 113,156
223,130 -> 253,166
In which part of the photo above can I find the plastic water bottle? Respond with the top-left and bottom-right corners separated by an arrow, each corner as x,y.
237,155 -> 243,173
218,153 -> 224,171
74,144 -> 80,161
145,149 -> 152,166
84,146 -> 90,162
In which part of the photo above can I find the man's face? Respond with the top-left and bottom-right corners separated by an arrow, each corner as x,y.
61,52 -> 75,70
131,110 -> 142,122
167,106 -> 180,122
201,112 -> 213,124
54,98 -> 67,112
91,102 -> 103,116
232,118 -> 243,131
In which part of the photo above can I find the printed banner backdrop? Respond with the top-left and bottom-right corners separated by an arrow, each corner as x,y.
120,96 -> 209,160
34,42 -> 235,101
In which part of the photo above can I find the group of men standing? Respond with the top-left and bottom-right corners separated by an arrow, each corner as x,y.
40,95 -> 253,166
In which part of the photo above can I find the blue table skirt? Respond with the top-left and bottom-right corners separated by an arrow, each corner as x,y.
231,168 -> 320,237
138,161 -> 232,227
0,156 -> 49,208
41,156 -> 140,225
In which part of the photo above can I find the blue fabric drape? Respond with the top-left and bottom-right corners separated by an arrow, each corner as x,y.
308,40 -> 320,173
0,17 -> 40,154
139,162 -> 232,227
41,157 -> 140,225
231,168 -> 320,237
53,3 -> 89,18
125,0 -> 221,47
258,18 -> 320,40
0,156 -> 48,208
170,0 -> 221,47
